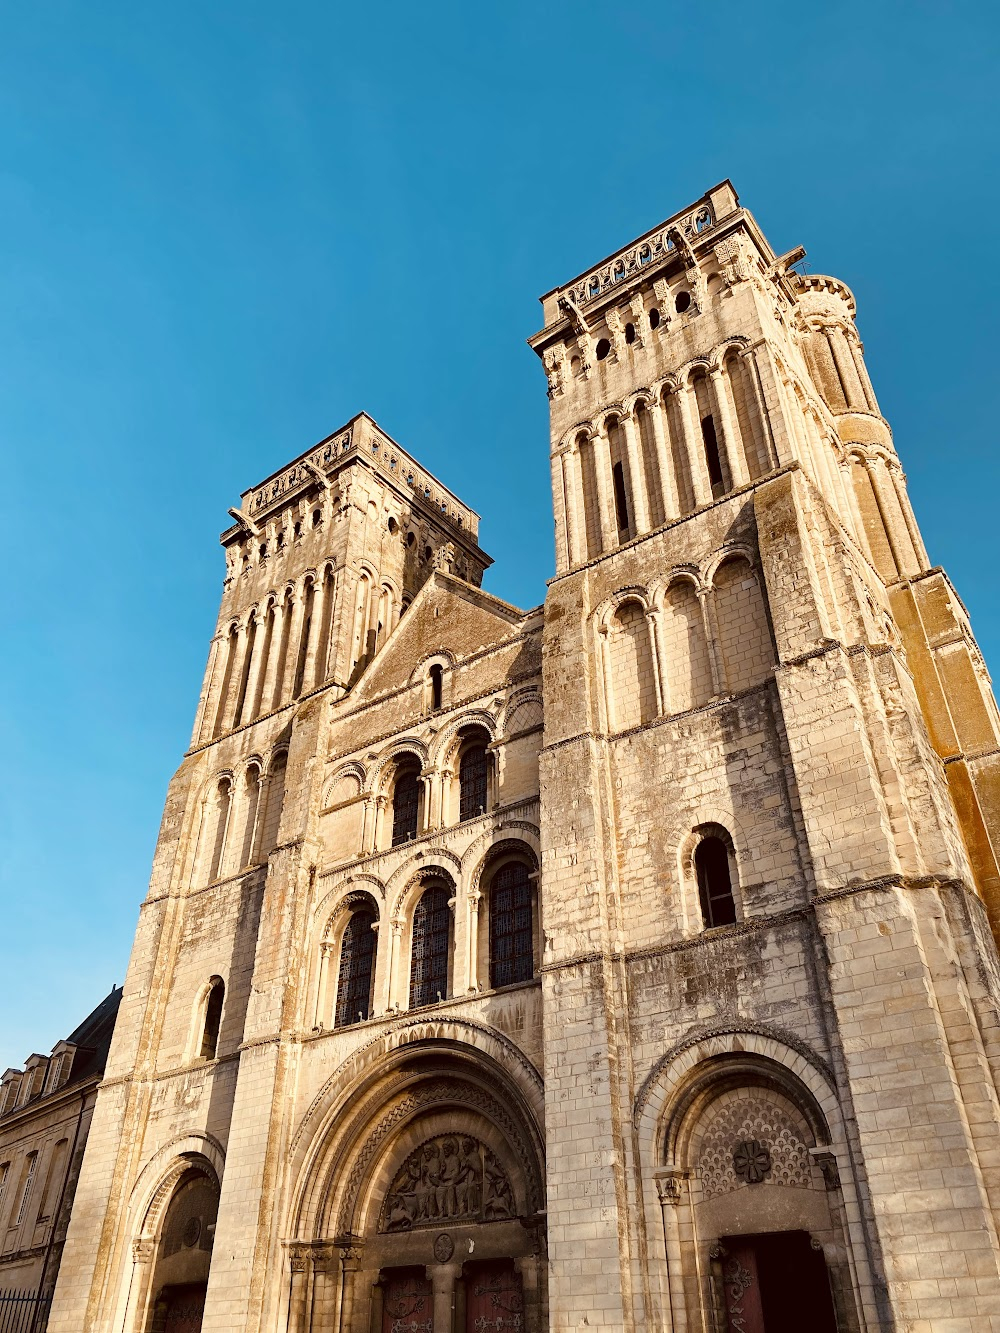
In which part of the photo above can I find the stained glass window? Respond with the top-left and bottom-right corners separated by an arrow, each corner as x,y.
489,862 -> 533,988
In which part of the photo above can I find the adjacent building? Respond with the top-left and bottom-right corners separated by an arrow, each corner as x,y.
0,987 -> 121,1326
47,183 -> 1000,1332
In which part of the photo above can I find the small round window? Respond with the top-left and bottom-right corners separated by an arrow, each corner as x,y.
595,337 -> 611,361
649,308 -> 660,330
624,322 -> 636,345
674,291 -> 691,314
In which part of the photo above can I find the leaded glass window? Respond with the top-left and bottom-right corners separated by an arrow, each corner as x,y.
409,885 -> 451,1008
459,744 -> 489,822
392,767 -> 420,845
489,862 -> 533,988
335,910 -> 376,1026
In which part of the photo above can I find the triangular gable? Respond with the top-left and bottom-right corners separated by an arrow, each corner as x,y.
350,572 -> 527,701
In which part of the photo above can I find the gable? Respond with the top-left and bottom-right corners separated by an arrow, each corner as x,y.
351,573 -> 527,701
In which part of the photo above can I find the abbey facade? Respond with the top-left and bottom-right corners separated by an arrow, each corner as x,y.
48,182 -> 1000,1333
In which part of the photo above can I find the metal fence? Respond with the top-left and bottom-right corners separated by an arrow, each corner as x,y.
0,1289 -> 51,1333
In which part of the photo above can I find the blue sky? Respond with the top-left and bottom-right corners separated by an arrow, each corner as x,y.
1,0 -> 997,1068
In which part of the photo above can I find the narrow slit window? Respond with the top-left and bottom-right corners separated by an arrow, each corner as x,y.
429,663 -> 443,710
200,978 -> 225,1059
701,414 -> 725,492
696,836 -> 737,927
612,461 -> 630,532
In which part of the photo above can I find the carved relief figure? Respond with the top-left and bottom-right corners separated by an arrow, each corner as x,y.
382,1135 -> 514,1231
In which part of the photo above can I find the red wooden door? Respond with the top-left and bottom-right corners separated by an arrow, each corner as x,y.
466,1261 -> 524,1332
382,1269 -> 433,1333
720,1241 -> 766,1333
161,1283 -> 207,1333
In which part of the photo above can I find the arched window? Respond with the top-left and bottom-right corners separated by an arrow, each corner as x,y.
409,884 -> 451,1008
459,737 -> 490,821
489,861 -> 534,988
392,763 -> 421,845
239,765 -> 262,868
335,909 -> 377,1027
257,752 -> 287,858
199,977 -> 225,1059
207,779 -> 232,882
696,835 -> 737,928
429,662 -> 443,710
612,461 -> 630,532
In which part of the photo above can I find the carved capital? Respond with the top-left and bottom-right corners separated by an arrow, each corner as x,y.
132,1237 -> 155,1263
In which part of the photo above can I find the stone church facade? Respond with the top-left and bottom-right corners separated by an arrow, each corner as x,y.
48,182 -> 1000,1332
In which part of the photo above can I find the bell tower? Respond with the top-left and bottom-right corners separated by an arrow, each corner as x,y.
530,183 -> 1000,1330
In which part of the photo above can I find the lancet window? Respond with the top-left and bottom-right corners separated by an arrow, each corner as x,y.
489,861 -> 534,988
408,884 -> 451,1008
335,908 -> 377,1027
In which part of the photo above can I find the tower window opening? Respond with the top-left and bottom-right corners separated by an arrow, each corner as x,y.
277,530 -> 285,548
424,545 -> 433,562
199,977 -> 225,1060
429,663 -> 443,711
392,766 -> 421,845
624,322 -> 636,345
696,836 -> 737,928
407,531 -> 416,547
612,461 -> 630,533
675,290 -> 691,313
387,515 -> 398,534
312,509 -> 322,527
409,884 -> 451,1008
335,909 -> 376,1027
649,308 -> 660,330
595,337 -> 611,361
701,414 -> 725,492
293,520 -> 302,539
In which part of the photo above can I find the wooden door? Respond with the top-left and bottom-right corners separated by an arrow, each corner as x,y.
161,1283 -> 207,1333
719,1241 -> 766,1333
381,1268 -> 433,1333
465,1261 -> 524,1332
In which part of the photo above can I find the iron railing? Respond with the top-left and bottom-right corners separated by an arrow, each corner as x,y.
0,1288 -> 51,1333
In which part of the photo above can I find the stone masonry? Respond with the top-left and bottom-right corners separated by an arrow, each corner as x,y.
47,182 -> 1000,1333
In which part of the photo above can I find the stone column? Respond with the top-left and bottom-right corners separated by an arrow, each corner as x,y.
286,1243 -> 312,1333
590,428 -> 618,552
645,608 -> 665,717
261,595 -> 288,712
827,327 -> 867,411
649,395 -> 680,520
315,942 -> 334,1028
563,447 -> 586,566
676,383 -> 714,506
467,890 -> 482,992
194,635 -> 223,746
709,367 -> 748,488
336,1238 -> 364,1333
241,610 -> 270,725
372,794 -> 389,854
281,586 -> 308,700
430,1262 -> 459,1333
220,619 -> 250,733
359,798 -> 374,857
304,573 -> 330,689
889,465 -> 929,568
387,916 -> 405,1011
697,587 -> 726,696
847,329 -> 880,413
310,1242 -> 338,1330
655,1171 -> 688,1333
621,409 -> 650,533
740,346 -> 779,470
550,449 -> 570,576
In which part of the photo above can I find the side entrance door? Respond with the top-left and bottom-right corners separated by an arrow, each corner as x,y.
720,1232 -> 837,1333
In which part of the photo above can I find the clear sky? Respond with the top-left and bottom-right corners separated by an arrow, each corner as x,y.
1,0 -> 997,1069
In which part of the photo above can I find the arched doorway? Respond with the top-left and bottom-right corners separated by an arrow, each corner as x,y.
287,1040 -> 546,1333
142,1165 -> 219,1333
655,1055 -> 861,1333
